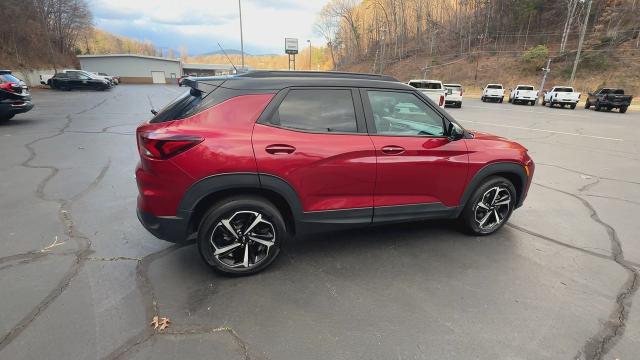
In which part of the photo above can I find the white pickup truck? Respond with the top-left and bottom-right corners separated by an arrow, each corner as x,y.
444,83 -> 463,108
542,86 -> 580,109
407,79 -> 446,108
509,85 -> 538,106
481,84 -> 504,103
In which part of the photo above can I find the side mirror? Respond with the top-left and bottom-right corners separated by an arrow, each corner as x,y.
588,92 -> 593,96
150,109 -> 158,116
447,122 -> 464,141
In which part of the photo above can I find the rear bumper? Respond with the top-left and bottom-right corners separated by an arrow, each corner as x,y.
599,101 -> 630,108
0,100 -> 34,116
137,208 -> 191,243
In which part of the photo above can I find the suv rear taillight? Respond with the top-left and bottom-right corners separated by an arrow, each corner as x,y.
0,82 -> 20,94
439,95 -> 444,107
138,132 -> 203,159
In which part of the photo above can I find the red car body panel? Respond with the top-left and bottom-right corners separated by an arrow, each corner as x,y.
252,124 -> 376,212
136,94 -> 274,216
369,135 -> 469,208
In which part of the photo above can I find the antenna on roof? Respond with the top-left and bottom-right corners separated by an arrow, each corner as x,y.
217,42 -> 239,74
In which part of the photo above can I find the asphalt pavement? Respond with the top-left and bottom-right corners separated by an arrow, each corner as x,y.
1,85 -> 639,360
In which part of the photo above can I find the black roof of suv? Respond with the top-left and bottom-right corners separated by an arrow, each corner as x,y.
184,71 -> 405,92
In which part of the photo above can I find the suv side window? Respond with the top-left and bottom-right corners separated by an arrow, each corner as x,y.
367,90 -> 444,137
272,89 -> 357,133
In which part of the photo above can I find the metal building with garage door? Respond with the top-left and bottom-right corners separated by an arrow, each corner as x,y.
78,54 -> 181,84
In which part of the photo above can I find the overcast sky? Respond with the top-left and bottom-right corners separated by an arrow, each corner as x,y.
89,0 -> 328,55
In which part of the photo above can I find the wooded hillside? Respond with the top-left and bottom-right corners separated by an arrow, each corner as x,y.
317,0 -> 640,89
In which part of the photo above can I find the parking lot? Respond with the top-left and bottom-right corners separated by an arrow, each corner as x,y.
1,84 -> 639,359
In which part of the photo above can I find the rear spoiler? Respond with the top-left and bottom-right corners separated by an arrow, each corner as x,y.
182,76 -> 230,96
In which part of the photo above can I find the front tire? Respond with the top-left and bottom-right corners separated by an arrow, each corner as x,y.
461,176 -> 516,236
620,106 -> 628,113
499,97 -> 503,103
197,196 -> 286,276
584,100 -> 590,109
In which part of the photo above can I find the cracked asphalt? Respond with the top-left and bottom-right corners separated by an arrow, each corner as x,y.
1,85 -> 639,360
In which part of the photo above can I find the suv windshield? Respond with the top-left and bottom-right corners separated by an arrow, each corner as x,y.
409,82 -> 442,90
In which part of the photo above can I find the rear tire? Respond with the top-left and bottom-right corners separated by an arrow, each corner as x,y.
461,176 -> 516,236
0,114 -> 15,122
499,97 -> 503,103
620,106 -> 628,114
481,96 -> 485,102
542,99 -> 546,106
570,104 -> 576,110
197,196 -> 287,276
595,101 -> 601,111
584,100 -> 590,109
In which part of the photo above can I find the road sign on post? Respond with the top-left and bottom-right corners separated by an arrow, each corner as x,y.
285,38 -> 298,70
285,38 -> 298,54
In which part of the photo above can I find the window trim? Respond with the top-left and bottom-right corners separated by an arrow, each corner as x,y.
359,88 -> 450,138
256,86 -> 368,135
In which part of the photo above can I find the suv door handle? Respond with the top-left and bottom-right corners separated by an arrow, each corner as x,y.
265,144 -> 296,155
381,145 -> 405,155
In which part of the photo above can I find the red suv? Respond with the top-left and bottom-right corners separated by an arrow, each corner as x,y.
136,72 -> 534,275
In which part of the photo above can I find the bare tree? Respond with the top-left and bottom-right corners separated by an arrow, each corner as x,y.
560,0 -> 582,54
315,5 -> 340,69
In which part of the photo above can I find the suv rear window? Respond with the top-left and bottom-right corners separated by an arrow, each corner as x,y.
409,82 -> 442,90
271,89 -> 357,133
486,85 -> 502,89
150,91 -> 203,123
554,87 -> 574,92
517,86 -> 534,90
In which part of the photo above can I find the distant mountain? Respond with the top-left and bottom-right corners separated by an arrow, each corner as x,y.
199,49 -> 251,56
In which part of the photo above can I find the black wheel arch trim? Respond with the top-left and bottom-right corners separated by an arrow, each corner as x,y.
458,162 -> 528,213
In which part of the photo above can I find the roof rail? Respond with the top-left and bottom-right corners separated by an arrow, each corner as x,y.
238,71 -> 398,82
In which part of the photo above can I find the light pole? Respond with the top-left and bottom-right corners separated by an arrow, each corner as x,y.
238,0 -> 245,72
538,59 -> 551,104
306,40 -> 311,70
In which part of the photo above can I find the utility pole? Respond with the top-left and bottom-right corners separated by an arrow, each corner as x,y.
570,0 -> 592,85
538,58 -> 551,104
307,40 -> 311,70
238,0 -> 245,72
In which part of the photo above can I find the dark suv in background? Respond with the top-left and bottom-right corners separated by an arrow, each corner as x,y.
136,71 -> 534,275
49,72 -> 111,91
0,70 -> 33,121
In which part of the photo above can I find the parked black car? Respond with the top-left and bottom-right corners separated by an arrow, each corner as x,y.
50,72 -> 111,91
0,70 -> 33,121
585,88 -> 633,113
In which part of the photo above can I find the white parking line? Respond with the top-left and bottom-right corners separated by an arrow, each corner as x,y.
459,119 -> 624,141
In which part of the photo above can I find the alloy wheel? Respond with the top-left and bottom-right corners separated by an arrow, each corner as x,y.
474,186 -> 511,231
209,211 -> 276,269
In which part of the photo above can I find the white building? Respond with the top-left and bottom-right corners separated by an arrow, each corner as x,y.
77,54 -> 182,84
